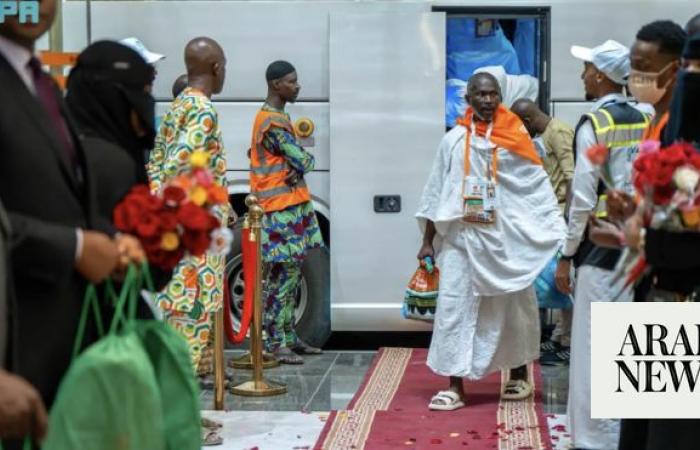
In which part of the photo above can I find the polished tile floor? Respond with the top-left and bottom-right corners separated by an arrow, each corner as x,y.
202,350 -> 570,414
200,350 -> 572,449
200,350 -> 374,412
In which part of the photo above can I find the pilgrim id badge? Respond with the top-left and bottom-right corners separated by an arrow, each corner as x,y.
462,176 -> 497,224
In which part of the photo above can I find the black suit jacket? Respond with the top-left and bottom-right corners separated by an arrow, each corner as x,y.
0,52 -> 101,407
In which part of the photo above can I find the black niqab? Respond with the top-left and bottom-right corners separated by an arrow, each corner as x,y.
66,41 -> 156,180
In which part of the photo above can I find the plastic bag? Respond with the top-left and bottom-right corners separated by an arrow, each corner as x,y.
44,267 -> 167,450
446,18 -> 521,81
446,78 -> 468,128
403,257 -> 440,321
134,270 -> 201,450
535,255 -> 573,309
44,264 -> 201,450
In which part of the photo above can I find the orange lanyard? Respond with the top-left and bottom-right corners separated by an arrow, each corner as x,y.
464,121 -> 498,183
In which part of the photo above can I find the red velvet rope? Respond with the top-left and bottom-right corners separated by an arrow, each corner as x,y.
224,227 -> 255,344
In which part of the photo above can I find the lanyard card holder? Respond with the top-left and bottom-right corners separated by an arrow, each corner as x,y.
462,176 -> 496,224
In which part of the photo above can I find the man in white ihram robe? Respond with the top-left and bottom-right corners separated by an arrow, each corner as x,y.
416,73 -> 566,410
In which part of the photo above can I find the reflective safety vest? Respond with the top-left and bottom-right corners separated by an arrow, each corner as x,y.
580,102 -> 650,218
571,100 -> 649,270
249,109 -> 311,212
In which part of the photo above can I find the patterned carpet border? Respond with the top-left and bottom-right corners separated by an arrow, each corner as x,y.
314,348 -> 551,450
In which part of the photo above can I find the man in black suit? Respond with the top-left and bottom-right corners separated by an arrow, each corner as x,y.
0,0 -> 123,416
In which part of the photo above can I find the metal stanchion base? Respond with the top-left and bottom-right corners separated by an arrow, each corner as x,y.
229,351 -> 280,369
230,379 -> 287,397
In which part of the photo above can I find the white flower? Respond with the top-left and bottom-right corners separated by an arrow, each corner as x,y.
209,227 -> 233,256
673,166 -> 700,193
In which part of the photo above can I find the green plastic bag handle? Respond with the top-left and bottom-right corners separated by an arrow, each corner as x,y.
71,284 -> 104,361
71,262 -> 155,360
108,265 -> 139,335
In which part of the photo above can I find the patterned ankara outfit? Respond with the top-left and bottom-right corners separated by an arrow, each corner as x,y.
147,87 -> 231,370
251,104 -> 323,352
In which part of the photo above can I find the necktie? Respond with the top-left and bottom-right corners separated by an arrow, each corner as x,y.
27,57 -> 77,166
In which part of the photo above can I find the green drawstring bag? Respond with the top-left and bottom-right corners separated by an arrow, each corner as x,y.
43,266 -> 166,450
133,269 -> 201,450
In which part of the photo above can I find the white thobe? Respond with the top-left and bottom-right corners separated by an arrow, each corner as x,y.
564,94 -> 635,450
416,125 -> 565,379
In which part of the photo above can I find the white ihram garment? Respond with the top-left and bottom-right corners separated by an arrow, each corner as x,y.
416,125 -> 565,379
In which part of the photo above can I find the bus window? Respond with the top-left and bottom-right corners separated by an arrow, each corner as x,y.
435,7 -> 551,128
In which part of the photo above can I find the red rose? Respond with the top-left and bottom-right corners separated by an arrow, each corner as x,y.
650,165 -> 674,187
659,145 -> 687,168
160,211 -> 178,231
141,236 -> 163,254
113,201 -> 137,232
136,212 -> 161,237
163,186 -> 186,208
182,229 -> 211,256
129,185 -> 151,197
690,154 -> 700,171
177,203 -> 213,231
208,215 -> 220,230
125,185 -> 163,212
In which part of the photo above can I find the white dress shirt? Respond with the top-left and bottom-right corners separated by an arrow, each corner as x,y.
562,93 -> 628,258
0,34 -> 35,93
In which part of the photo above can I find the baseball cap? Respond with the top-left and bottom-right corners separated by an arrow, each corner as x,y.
570,40 -> 630,85
119,37 -> 165,64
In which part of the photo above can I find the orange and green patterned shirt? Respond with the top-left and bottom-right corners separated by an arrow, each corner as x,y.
148,87 -> 231,315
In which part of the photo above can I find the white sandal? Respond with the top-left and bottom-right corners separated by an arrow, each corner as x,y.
428,390 -> 465,411
501,379 -> 533,401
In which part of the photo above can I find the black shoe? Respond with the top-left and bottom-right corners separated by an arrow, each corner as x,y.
540,346 -> 570,366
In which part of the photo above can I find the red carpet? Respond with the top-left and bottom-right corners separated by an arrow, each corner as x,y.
314,348 -> 552,450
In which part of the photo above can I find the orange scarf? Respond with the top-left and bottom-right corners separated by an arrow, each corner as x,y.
456,104 -> 542,166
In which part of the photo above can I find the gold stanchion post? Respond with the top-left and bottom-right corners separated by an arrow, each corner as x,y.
229,213 -> 279,370
213,308 -> 225,410
230,195 -> 286,397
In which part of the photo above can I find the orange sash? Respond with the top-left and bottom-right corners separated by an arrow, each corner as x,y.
456,104 -> 542,167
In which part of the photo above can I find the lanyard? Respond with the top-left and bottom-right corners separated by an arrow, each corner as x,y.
464,120 -> 498,183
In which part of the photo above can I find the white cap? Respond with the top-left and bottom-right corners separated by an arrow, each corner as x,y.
570,40 -> 630,85
119,37 -> 165,65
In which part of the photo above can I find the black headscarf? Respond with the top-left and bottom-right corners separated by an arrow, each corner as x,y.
66,41 -> 156,178
663,33 -> 700,147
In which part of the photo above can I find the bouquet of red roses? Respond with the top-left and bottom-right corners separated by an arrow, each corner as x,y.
113,151 -> 233,270
633,140 -> 700,229
614,140 -> 700,292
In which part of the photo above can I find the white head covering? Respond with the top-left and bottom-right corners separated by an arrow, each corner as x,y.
473,65 -> 539,107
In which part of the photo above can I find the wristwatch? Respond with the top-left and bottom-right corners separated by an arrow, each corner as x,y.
560,253 -> 575,261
